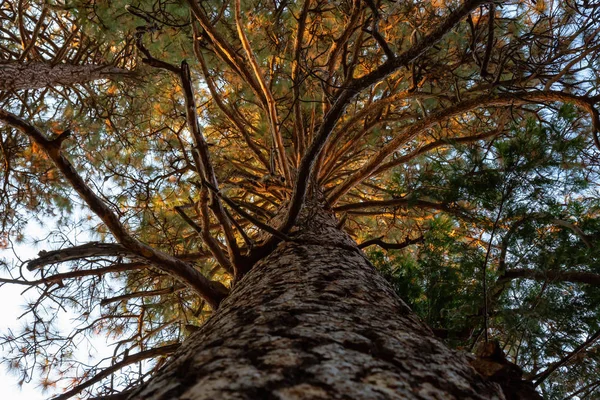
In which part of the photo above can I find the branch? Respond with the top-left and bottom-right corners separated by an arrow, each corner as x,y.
51,343 -> 181,400
0,110 -> 228,309
202,179 -> 291,242
328,90 -> 600,204
334,198 -> 475,220
358,236 -> 424,250
27,242 -> 133,271
89,389 -> 136,400
0,262 -> 146,287
291,0 -> 311,161
533,328 -> 600,387
186,0 -> 264,101
100,284 -> 186,306
498,269 -> 600,286
192,27 -> 270,171
233,0 -> 290,183
480,3 -> 495,77
180,60 -> 241,275
0,62 -> 136,91
372,126 -> 505,175
133,29 -> 181,73
281,0 -> 488,235
174,205 -> 203,234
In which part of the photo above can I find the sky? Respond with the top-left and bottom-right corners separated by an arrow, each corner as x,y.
0,217 -> 109,400
1,240 -> 51,400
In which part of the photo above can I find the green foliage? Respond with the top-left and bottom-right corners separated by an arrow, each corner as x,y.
1,0 -> 600,398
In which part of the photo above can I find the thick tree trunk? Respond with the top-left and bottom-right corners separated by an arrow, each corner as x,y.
0,62 -> 134,91
129,205 -> 504,399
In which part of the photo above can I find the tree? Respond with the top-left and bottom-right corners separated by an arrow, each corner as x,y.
1,0 -> 600,398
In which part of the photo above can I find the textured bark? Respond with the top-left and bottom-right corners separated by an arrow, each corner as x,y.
0,62 -> 134,91
129,205 -> 504,399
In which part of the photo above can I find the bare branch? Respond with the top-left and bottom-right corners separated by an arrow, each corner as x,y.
27,242 -> 133,271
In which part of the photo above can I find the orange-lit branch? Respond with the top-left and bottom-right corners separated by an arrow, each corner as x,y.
281,0 -> 489,236
328,90 -> 600,204
179,60 -> 242,276
233,0 -> 290,184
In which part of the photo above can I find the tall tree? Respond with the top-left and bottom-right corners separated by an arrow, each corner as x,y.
1,0 -> 600,398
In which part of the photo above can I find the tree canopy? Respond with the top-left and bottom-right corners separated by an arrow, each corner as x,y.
1,0 -> 600,398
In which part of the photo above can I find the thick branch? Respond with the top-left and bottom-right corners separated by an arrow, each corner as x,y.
233,0 -> 290,183
291,0 -> 311,161
180,60 -> 241,275
27,242 -> 133,271
499,269 -> 600,286
334,198 -> 473,220
192,29 -> 270,171
0,110 -> 228,309
358,236 -> 424,250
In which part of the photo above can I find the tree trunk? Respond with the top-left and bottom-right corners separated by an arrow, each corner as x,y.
0,62 -> 134,91
129,205 -> 504,399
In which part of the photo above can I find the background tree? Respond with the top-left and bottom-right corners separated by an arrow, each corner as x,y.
1,0 -> 600,398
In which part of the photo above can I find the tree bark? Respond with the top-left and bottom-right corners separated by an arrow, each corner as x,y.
0,62 -> 134,91
129,205 -> 504,399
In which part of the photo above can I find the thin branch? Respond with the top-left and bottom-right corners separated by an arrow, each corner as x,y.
100,285 -> 186,306
498,269 -> 600,286
192,25 -> 270,171
27,242 -> 133,271
334,198 -> 473,219
51,343 -> 181,400
174,206 -> 203,234
533,328 -> 600,387
372,126 -> 505,175
1,262 -> 146,287
202,179 -> 291,242
186,0 -> 264,101
480,3 -> 494,77
328,90 -> 600,204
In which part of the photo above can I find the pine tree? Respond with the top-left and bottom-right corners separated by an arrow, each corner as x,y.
1,0 -> 600,398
